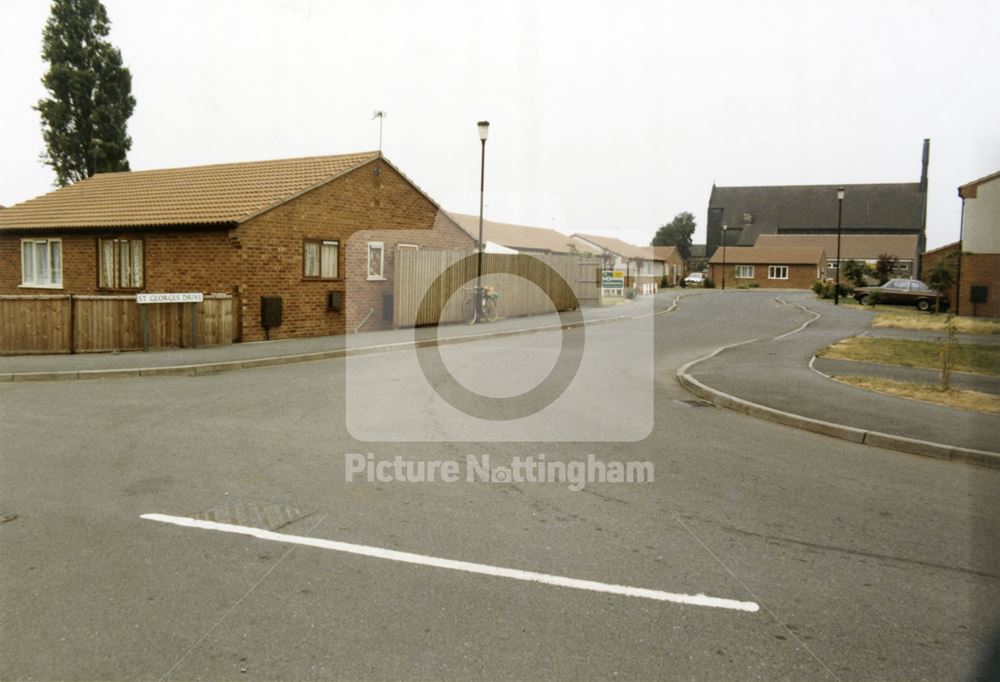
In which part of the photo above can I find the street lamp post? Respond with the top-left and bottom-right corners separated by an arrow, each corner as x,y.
721,223 -> 728,290
477,121 -> 489,317
835,187 -> 845,305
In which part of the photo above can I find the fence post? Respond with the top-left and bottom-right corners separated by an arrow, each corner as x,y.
68,294 -> 76,354
191,302 -> 198,348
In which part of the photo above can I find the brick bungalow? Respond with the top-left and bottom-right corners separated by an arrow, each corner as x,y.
448,213 -> 575,255
651,246 -> 686,285
754,233 -> 919,280
708,246 -> 825,289
570,234 -> 680,286
0,152 -> 474,341
921,169 -> 1000,317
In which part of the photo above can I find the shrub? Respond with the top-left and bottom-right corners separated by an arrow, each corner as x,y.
625,287 -> 637,300
679,278 -> 687,288
703,278 -> 715,289
843,259 -> 873,288
813,278 -> 851,299
874,253 -> 899,285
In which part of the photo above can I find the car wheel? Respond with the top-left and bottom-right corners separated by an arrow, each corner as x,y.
859,294 -> 871,306
916,299 -> 931,312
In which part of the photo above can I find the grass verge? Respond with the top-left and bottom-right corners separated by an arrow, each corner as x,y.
871,312 -> 1000,335
818,337 -> 1000,376
835,376 -> 1000,415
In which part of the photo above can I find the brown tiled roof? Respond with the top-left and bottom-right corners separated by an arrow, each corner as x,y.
754,234 -> 919,261
651,246 -> 681,261
0,151 -> 380,230
571,233 -> 659,260
708,246 -> 825,265
449,213 -> 575,254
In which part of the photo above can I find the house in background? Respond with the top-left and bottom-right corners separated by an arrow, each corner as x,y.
448,213 -> 575,255
754,234 -> 918,280
1,152 -> 474,342
708,246 -> 825,289
922,169 -> 1000,317
651,246 -> 686,285
570,233 -> 678,286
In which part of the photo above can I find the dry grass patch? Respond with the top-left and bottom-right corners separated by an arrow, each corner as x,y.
872,312 -> 1000,335
836,376 -> 1000,415
818,337 -> 1000,376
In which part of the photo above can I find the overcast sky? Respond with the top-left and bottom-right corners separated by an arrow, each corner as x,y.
2,0 -> 999,249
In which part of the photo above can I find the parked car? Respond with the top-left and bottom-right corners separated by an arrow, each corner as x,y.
684,272 -> 706,286
852,278 -> 948,311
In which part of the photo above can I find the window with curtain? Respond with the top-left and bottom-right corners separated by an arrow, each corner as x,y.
20,238 -> 62,287
304,240 -> 339,278
98,238 -> 144,289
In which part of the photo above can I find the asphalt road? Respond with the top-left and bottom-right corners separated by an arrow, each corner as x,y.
1,290 -> 998,681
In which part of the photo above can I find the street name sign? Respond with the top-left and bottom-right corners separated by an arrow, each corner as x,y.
136,293 -> 204,304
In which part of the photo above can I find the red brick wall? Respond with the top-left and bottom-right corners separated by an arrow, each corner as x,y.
0,233 -> 95,293
0,230 -> 236,295
237,159 -> 473,340
922,245 -> 1000,317
709,262 -> 820,289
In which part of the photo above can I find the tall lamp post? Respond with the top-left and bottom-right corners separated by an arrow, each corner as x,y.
721,223 -> 728,290
476,121 -> 490,314
834,187 -> 845,305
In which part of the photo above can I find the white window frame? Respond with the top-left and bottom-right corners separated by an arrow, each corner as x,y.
20,238 -> 63,289
367,241 -> 385,280
735,265 -> 755,279
397,243 -> 419,252
767,265 -> 789,280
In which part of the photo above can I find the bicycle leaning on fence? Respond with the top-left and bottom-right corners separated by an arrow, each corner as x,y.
462,285 -> 499,325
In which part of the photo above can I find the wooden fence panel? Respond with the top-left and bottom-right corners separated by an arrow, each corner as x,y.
393,250 -> 586,328
0,295 -> 71,354
75,296 -> 136,351
0,294 -> 237,355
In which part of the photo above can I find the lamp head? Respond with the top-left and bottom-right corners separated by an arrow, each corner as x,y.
478,121 -> 490,142
837,187 -> 845,201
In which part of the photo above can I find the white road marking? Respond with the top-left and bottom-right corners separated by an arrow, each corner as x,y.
141,513 -> 759,613
773,298 -> 822,340
676,337 -> 761,378
630,294 -> 682,319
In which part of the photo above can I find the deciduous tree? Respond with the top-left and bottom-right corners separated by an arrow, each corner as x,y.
651,212 -> 696,261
